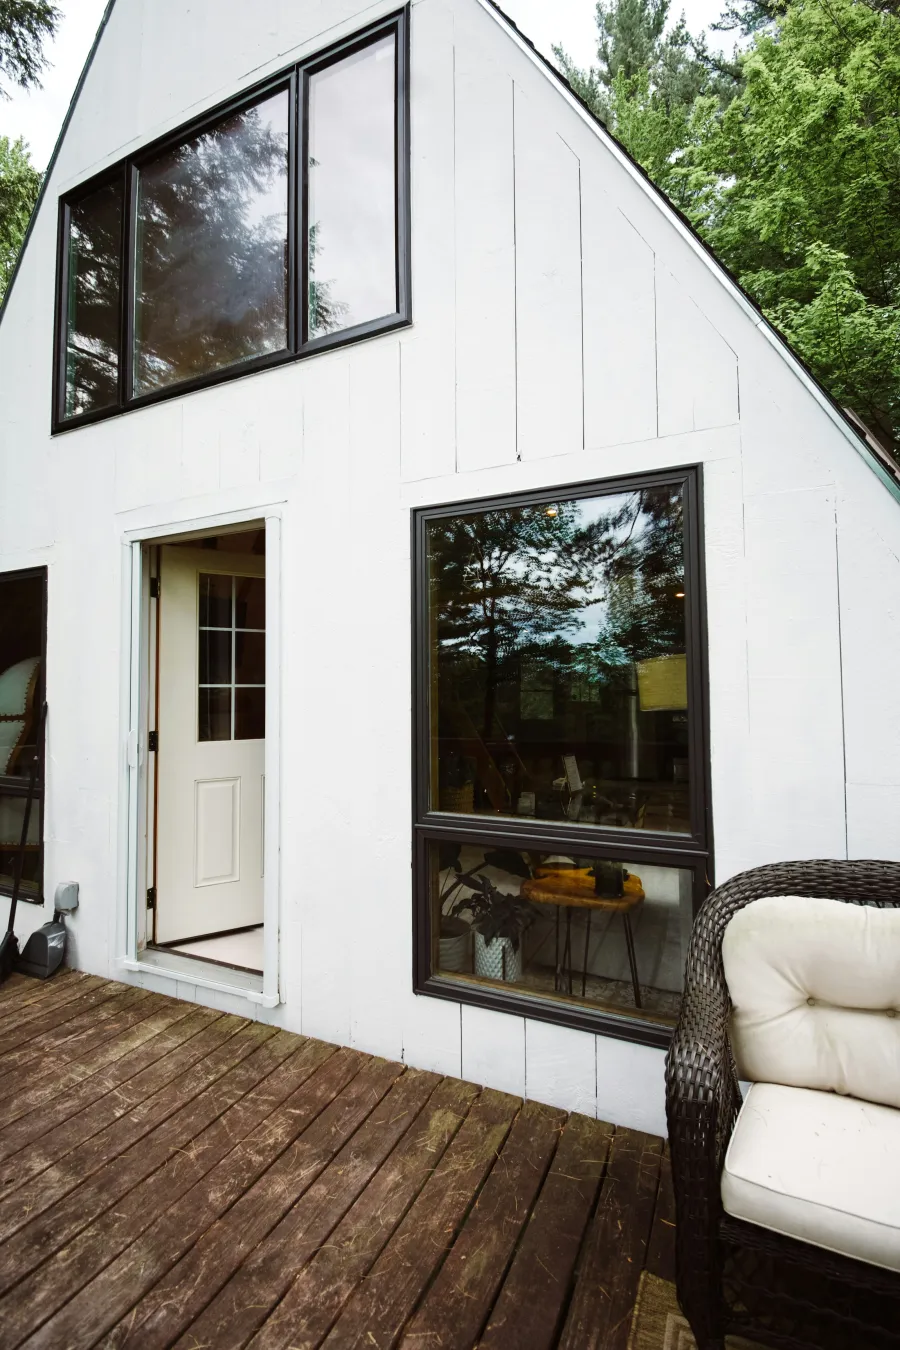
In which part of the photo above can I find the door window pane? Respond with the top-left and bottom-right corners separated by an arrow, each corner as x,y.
199,574 -> 233,628
199,630 -> 232,686
198,574 -> 265,742
426,486 -> 691,833
64,181 -> 123,417
199,687 -> 232,742
234,631 -> 265,685
0,573 -> 44,901
235,576 -> 265,629
134,89 -> 290,396
430,841 -> 690,1025
307,34 -> 397,339
235,687 -> 265,741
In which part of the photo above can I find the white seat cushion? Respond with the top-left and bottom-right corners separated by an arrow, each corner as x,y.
722,1082 -> 900,1272
723,896 -> 900,1109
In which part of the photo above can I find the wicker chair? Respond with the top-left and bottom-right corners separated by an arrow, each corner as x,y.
666,861 -> 900,1350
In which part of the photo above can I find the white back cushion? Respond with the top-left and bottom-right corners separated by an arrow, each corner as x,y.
723,896 -> 900,1109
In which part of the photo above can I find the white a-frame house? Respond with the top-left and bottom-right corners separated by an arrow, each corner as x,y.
0,0 -> 898,1131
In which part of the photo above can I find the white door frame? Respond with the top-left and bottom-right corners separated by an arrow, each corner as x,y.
118,506 -> 283,1009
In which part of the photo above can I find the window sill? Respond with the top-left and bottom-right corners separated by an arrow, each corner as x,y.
415,971 -> 676,1050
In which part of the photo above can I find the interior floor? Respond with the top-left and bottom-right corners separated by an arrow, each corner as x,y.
164,926 -> 264,973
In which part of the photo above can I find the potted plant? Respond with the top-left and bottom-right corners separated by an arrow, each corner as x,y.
437,845 -> 535,983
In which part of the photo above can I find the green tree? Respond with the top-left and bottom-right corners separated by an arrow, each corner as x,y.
0,0 -> 59,96
0,2 -> 58,301
701,0 -> 900,450
0,134 -> 39,298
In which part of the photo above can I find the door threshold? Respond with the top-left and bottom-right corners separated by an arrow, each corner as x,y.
146,941 -> 261,977
128,944 -> 266,997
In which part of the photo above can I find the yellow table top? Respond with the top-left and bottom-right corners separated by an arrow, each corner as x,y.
522,868 -> 645,912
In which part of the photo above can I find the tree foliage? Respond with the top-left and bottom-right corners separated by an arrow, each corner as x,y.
0,0 -> 58,97
0,134 -> 39,299
559,0 -> 900,455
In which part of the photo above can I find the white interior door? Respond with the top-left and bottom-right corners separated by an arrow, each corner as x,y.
155,545 -> 265,943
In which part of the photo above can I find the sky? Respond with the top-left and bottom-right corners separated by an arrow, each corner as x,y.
1,0 -> 733,171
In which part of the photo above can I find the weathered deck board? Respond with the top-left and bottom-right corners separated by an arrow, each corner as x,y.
557,1128 -> 664,1350
0,977 -> 675,1350
480,1113 -> 614,1350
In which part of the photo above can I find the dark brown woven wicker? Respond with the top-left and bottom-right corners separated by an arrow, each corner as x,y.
665,860 -> 900,1350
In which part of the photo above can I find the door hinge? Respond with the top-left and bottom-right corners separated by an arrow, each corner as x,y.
148,730 -> 158,752
146,887 -> 156,911
149,577 -> 160,600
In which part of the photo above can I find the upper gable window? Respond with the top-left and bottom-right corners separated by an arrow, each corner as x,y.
133,89 -> 290,397
62,179 -> 124,418
53,10 -> 410,431
307,34 -> 397,340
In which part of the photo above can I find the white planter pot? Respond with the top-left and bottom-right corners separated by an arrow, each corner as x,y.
439,917 -> 471,973
473,931 -> 522,983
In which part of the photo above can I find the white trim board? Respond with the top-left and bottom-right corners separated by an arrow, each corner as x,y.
120,506 -> 283,1009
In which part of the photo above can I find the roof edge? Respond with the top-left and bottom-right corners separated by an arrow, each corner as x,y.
0,0 -> 118,329
478,0 -> 900,505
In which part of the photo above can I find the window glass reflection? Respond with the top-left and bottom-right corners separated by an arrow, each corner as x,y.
0,574 -> 44,900
64,181 -> 123,417
134,89 -> 290,396
307,34 -> 397,338
431,841 -> 689,1024
427,487 -> 690,833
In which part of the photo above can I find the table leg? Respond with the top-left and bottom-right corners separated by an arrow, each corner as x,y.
565,908 -> 573,996
622,911 -> 642,1008
554,904 -> 561,992
582,910 -> 591,999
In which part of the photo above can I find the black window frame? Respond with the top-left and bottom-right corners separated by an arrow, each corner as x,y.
52,7 -> 411,434
0,565 -> 48,907
411,465 -> 713,1049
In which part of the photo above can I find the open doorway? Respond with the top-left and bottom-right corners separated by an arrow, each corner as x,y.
144,526 -> 266,975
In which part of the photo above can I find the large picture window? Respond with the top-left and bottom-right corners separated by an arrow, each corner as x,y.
53,10 -> 410,430
413,469 -> 710,1045
0,570 -> 46,905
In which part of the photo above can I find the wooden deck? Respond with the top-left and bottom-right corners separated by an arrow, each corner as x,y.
0,970 -> 676,1350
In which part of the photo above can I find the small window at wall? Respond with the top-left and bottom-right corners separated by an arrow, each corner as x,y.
413,470 -> 710,1043
62,178 -> 123,418
307,31 -> 398,340
0,570 -> 46,904
133,87 -> 291,397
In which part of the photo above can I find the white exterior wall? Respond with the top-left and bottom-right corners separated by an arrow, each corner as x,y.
1,0 -> 899,1136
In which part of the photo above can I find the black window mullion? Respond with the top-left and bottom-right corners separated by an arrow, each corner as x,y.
299,65 -> 311,348
287,67 -> 301,354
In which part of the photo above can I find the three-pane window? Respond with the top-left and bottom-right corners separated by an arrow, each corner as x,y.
54,13 -> 409,428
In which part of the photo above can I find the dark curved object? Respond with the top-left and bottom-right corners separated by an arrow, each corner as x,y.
665,860 -> 900,1350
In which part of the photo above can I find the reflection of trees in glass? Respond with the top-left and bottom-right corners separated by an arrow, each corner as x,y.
307,216 -> 349,337
429,488 -> 685,742
134,94 -> 289,395
65,182 -> 122,416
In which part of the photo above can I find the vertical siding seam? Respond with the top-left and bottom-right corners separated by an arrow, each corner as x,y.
834,497 -> 850,859
512,79 -> 520,462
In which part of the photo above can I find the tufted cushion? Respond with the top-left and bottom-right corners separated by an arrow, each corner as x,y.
722,1082 -> 900,1272
723,896 -> 900,1109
